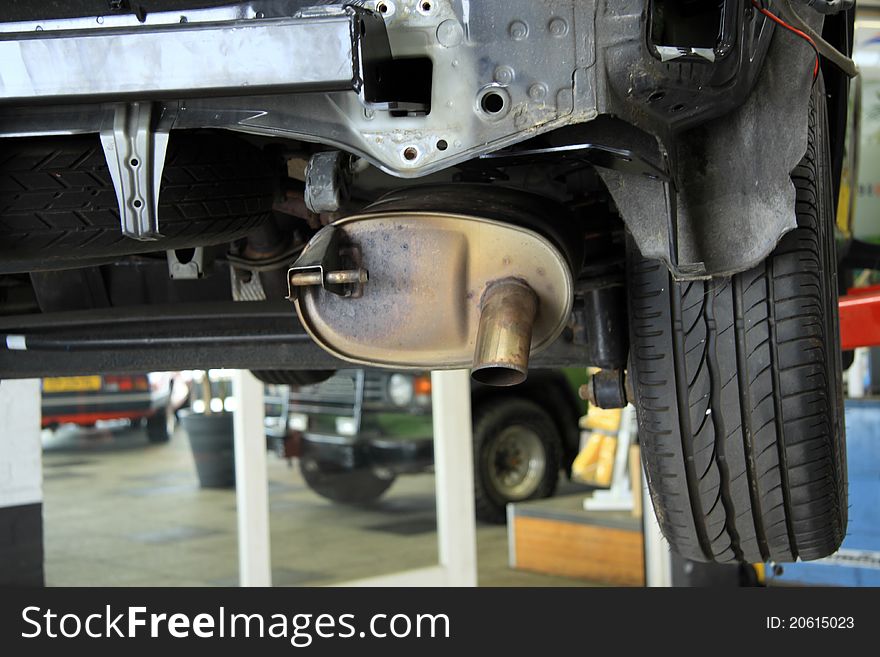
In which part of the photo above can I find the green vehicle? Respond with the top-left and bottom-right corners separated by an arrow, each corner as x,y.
268,369 -> 586,523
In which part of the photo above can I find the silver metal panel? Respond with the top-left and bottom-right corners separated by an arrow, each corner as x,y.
192,0 -> 588,178
100,102 -> 169,240
0,15 -> 358,102
0,0 -> 589,179
0,3 -> 257,33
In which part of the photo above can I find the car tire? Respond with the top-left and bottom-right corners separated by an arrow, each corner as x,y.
472,398 -> 562,524
0,131 -> 275,273
145,411 -> 171,444
250,370 -> 336,387
299,458 -> 395,505
626,77 -> 846,563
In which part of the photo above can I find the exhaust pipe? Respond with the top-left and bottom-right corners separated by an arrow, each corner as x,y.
471,279 -> 539,387
287,185 -> 577,381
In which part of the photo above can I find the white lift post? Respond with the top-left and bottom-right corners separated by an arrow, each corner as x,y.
0,379 -> 43,586
642,469 -> 673,587
342,369 -> 478,587
430,369 -> 479,587
231,369 -> 272,587
229,367 -> 478,588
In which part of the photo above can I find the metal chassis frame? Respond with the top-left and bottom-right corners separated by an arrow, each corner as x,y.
0,2 -> 395,241
0,0 -> 833,280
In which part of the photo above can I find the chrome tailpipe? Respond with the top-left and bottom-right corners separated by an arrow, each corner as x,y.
471,279 -> 538,386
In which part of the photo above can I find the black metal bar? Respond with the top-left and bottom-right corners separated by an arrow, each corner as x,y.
0,301 -> 588,378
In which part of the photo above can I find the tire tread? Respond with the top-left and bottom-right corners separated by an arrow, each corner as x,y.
627,79 -> 846,563
0,132 -> 275,271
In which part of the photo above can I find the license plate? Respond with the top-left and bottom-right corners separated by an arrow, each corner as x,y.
42,376 -> 102,393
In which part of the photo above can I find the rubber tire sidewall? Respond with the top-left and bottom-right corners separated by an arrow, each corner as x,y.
145,410 -> 170,444
299,457 -> 395,506
473,398 -> 562,524
250,370 -> 336,387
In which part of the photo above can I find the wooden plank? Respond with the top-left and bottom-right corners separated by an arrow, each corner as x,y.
513,515 -> 644,586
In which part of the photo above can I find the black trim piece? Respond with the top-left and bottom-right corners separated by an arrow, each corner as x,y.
0,301 -> 587,378
0,502 -> 43,587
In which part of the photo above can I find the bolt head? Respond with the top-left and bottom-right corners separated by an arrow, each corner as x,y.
579,382 -> 598,406
509,20 -> 528,40
549,17 -> 568,37
494,65 -> 515,85
528,83 -> 547,101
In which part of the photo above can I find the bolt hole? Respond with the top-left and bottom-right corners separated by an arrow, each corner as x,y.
130,158 -> 139,167
437,139 -> 448,151
648,91 -> 665,103
481,92 -> 505,114
671,103 -> 686,113
133,199 -> 143,208
420,1 -> 432,11
403,147 -> 418,161
376,1 -> 389,14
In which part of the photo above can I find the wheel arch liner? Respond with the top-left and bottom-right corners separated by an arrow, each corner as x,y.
601,8 -> 826,279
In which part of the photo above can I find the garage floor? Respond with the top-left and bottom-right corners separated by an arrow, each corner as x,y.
41,423 -> 590,587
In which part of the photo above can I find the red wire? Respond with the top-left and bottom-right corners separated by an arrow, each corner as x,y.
751,0 -> 820,79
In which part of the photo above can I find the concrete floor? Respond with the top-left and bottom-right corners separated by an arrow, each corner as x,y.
42,422 -> 589,587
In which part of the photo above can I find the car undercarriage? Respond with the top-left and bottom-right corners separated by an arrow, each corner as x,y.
0,0 -> 858,564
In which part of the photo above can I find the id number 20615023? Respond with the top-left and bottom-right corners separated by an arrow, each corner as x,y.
766,617 -> 854,630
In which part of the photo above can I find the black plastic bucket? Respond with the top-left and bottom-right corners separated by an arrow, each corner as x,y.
180,411 -> 235,489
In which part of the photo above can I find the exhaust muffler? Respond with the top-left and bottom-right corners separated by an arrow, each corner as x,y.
286,185 -> 577,386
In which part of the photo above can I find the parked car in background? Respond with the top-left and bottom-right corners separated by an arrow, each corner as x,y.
41,373 -> 175,443
267,369 -> 586,523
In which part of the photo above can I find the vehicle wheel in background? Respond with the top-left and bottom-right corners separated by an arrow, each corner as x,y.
472,398 -> 562,524
626,77 -> 846,563
250,370 -> 336,386
180,411 -> 236,488
299,458 -> 395,505
145,411 -> 171,444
